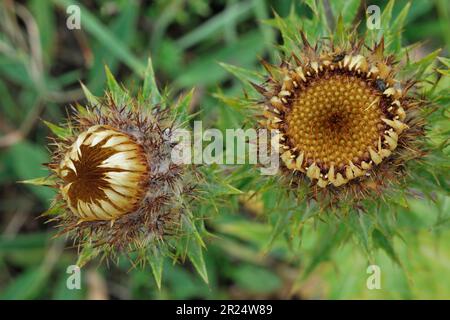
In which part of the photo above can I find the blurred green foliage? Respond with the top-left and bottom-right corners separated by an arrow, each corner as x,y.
0,0 -> 449,299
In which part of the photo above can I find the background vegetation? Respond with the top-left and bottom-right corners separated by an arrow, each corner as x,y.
0,0 -> 449,299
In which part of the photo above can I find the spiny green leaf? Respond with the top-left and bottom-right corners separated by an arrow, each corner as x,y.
186,237 -> 208,284
147,248 -> 164,290
43,120 -> 71,139
329,0 -> 360,25
173,88 -> 195,123
104,65 -> 127,100
381,0 -> 395,32
302,224 -> 347,279
346,213 -> 373,258
142,56 -> 162,106
181,214 -> 205,248
219,61 -> 264,86
304,0 -> 319,17
268,10 -> 302,56
334,15 -> 346,44
264,210 -> 292,253
372,228 -> 401,266
389,2 -> 411,51
405,48 -> 441,78
437,57 -> 450,68
80,82 -> 99,106
316,0 -> 331,33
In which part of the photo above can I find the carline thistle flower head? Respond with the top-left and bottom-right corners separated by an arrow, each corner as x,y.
57,124 -> 149,221
46,92 -> 193,257
253,32 -> 426,201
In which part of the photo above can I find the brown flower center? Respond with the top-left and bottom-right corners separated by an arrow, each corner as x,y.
58,126 -> 148,221
64,144 -> 124,204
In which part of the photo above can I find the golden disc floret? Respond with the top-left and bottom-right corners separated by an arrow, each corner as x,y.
258,36 -> 409,188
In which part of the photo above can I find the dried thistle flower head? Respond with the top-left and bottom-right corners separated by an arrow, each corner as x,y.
254,32 -> 427,201
47,96 -> 189,255
32,65 -> 210,280
57,124 -> 149,221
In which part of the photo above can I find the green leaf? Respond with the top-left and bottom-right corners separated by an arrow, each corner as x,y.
142,56 -> 162,106
103,65 -> 130,107
30,0 -> 56,65
175,31 -> 265,88
43,120 -> 71,139
302,225 -> 346,279
173,88 -> 195,123
187,237 -> 208,284
219,61 -> 264,87
86,1 -> 139,95
176,213 -> 208,283
52,0 -> 145,75
329,0 -> 360,25
216,220 -> 272,244
0,268 -> 49,299
264,210 -> 292,253
268,10 -> 302,56
388,2 -> 411,51
147,248 -> 164,290
105,65 -> 126,98
381,0 -> 395,32
0,232 -> 50,252
405,48 -> 441,78
165,265 -> 208,299
372,228 -> 401,266
177,1 -> 254,49
80,82 -> 99,106
437,57 -> 450,68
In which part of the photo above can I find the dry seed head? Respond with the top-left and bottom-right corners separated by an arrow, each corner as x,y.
47,97 -> 193,254
57,125 -> 148,221
257,35 -> 414,190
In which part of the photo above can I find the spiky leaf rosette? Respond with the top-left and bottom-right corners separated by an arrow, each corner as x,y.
218,1 -> 449,273
28,60 -> 210,286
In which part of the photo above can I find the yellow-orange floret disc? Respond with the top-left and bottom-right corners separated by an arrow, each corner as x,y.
285,74 -> 383,171
261,52 -> 409,188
